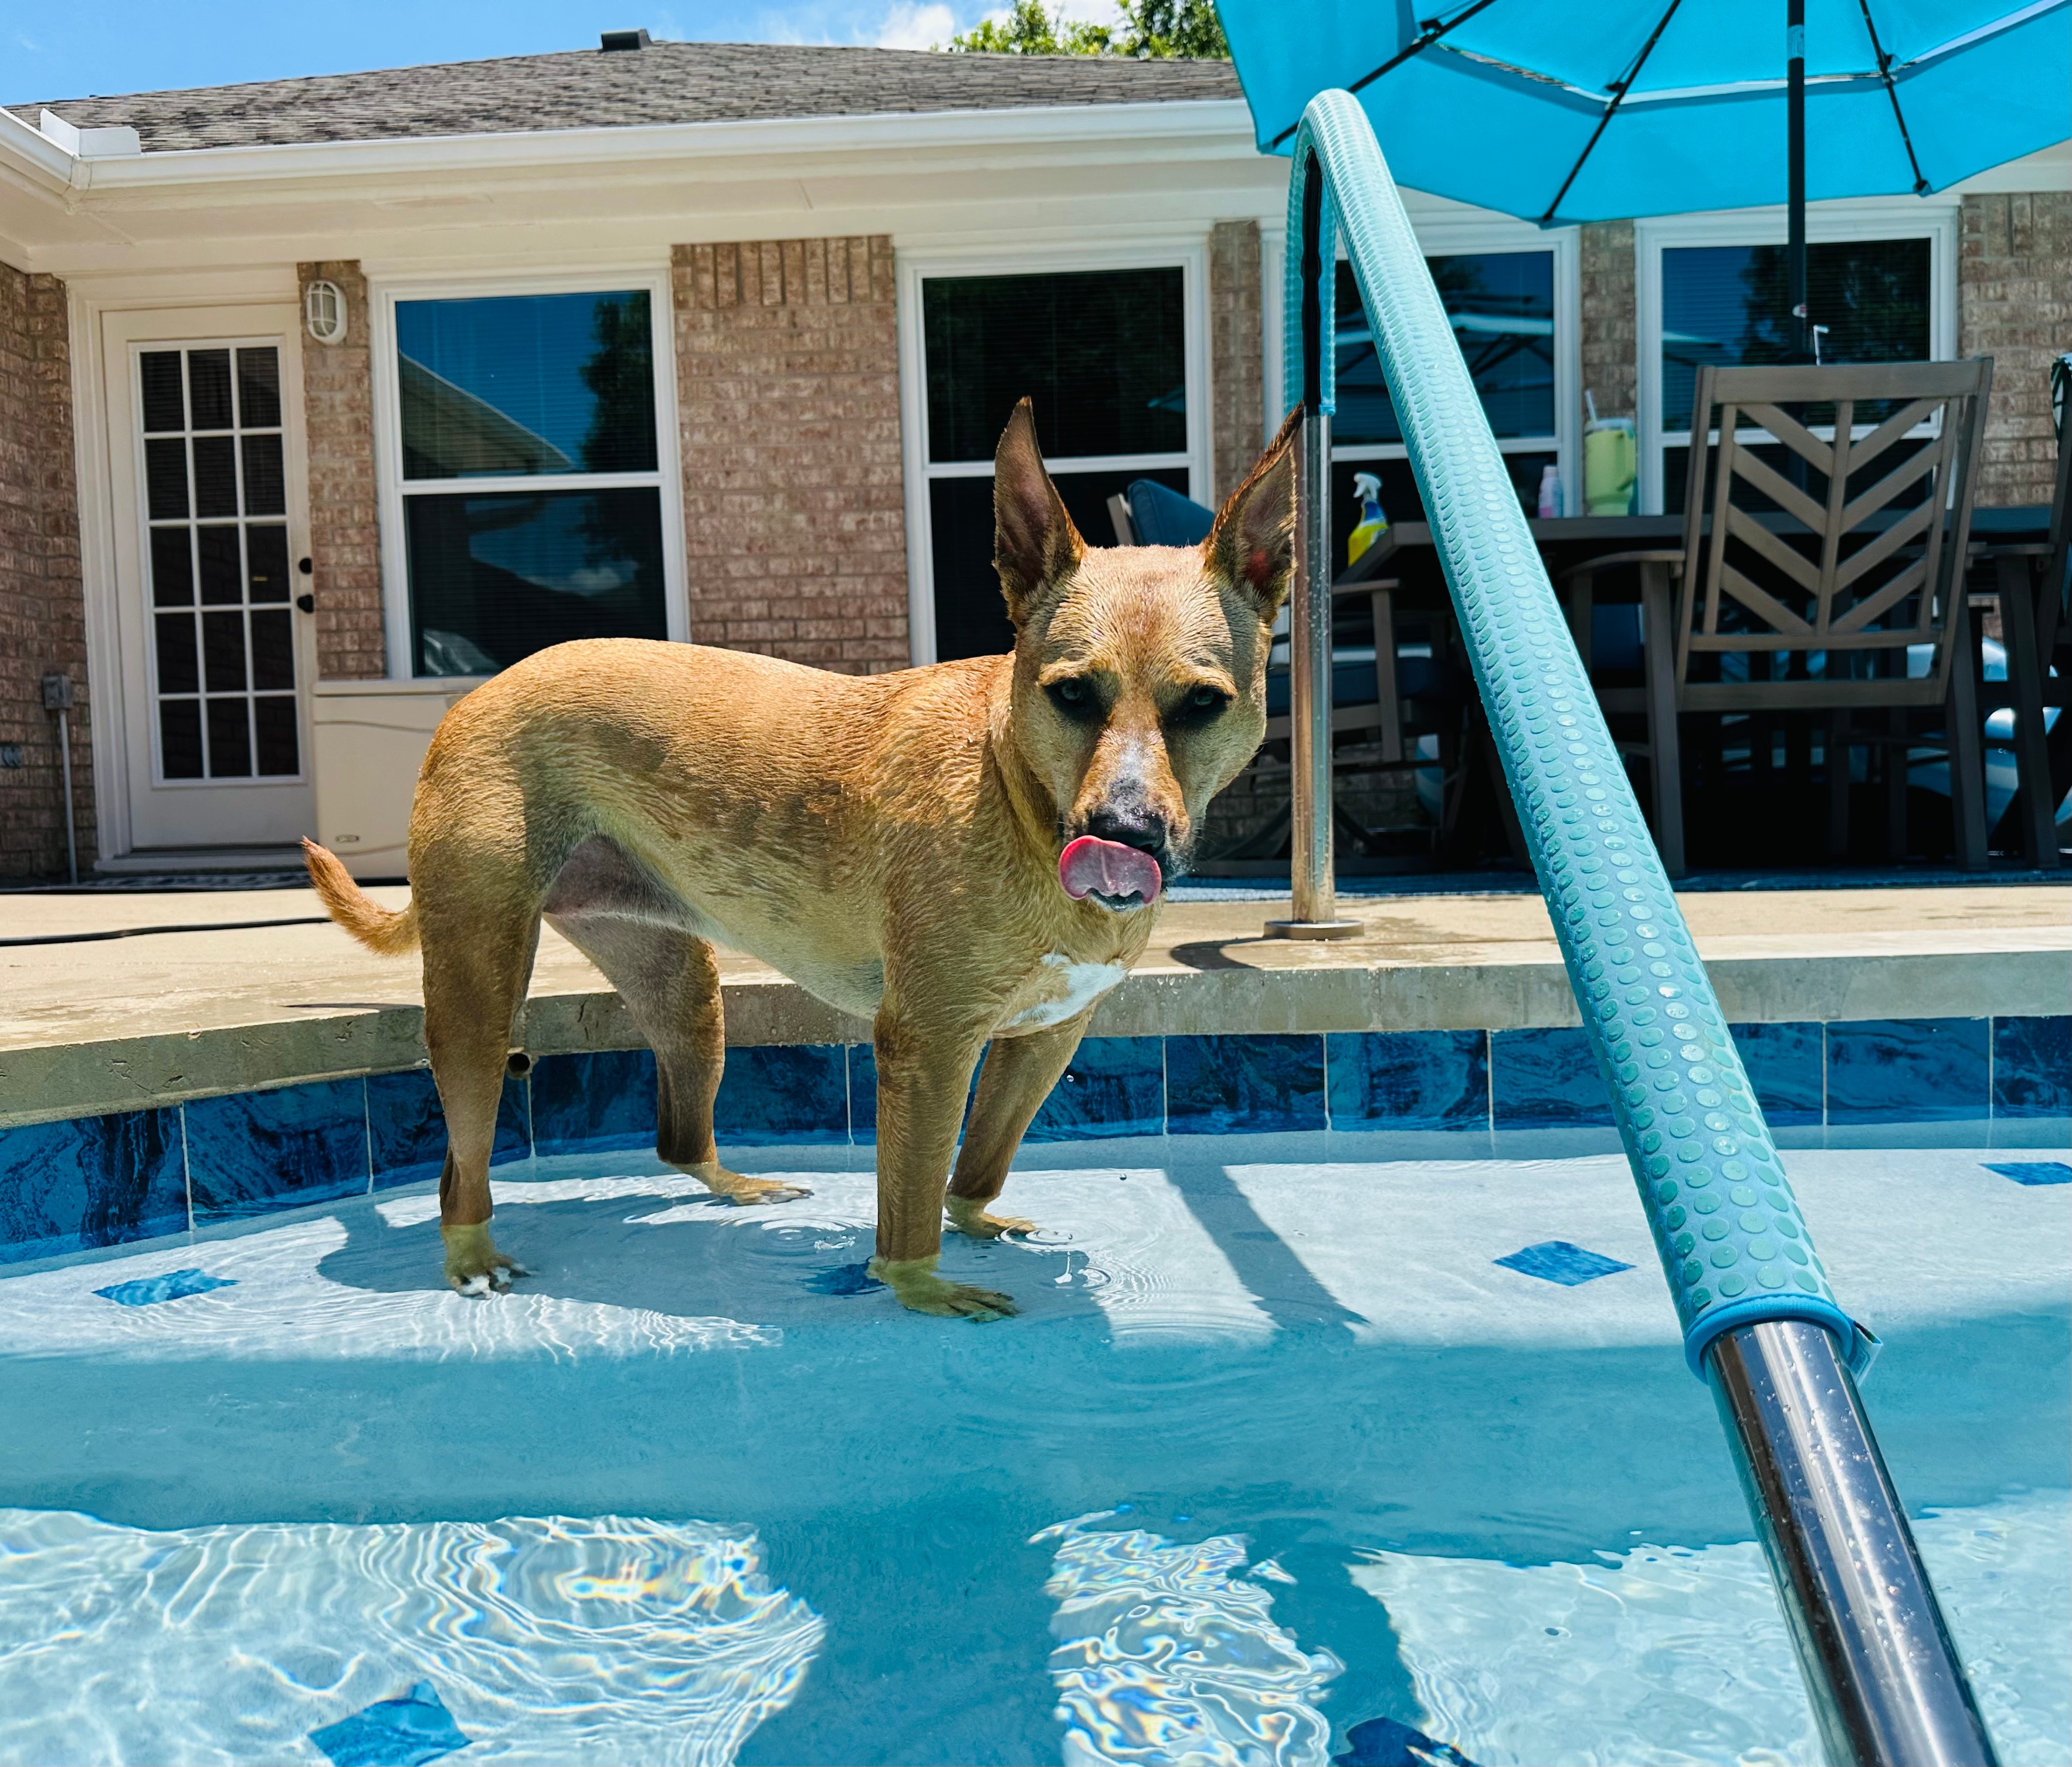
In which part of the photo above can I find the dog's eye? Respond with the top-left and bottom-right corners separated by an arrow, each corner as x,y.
1045,677 -> 1100,721
1169,684 -> 1231,728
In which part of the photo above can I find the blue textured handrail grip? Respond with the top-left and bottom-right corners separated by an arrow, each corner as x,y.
1288,93 -> 1872,1382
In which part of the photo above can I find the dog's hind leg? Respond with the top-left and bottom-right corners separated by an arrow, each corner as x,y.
545,914 -> 810,1208
420,903 -> 540,1294
946,1013 -> 1091,1240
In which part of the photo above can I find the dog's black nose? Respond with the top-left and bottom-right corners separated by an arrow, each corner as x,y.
1084,805 -> 1170,862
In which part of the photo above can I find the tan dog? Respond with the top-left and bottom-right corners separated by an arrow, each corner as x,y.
305,401 -> 1298,1320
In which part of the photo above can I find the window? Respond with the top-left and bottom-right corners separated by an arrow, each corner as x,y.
138,344 -> 299,781
385,287 -> 672,677
914,266 -> 1198,662
1642,224 -> 1948,513
1330,250 -> 1561,556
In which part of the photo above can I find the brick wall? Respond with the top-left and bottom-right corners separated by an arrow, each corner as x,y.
1209,219 -> 1266,503
670,238 -> 908,673
1579,220 -> 1637,428
296,260 -> 385,679
0,262 -> 93,880
1959,193 -> 2072,508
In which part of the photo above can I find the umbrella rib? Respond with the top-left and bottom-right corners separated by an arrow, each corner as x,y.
1536,0 -> 1686,224
1267,0 -> 1505,149
1857,0 -> 1932,195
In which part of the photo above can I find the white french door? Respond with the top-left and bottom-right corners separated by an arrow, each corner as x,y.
102,306 -> 316,851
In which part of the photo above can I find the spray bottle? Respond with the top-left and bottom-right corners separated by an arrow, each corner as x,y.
1347,472 -> 1389,567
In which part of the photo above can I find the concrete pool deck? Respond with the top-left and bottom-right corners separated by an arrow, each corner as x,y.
2,880 -> 2067,1128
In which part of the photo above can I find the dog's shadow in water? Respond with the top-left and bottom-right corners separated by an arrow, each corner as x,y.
314,1191 -> 1106,1330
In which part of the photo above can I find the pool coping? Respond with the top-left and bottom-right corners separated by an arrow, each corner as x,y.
3,940 -> 2067,1130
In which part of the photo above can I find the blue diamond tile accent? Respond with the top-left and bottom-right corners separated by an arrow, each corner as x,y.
1494,1240 -> 1634,1286
806,1261 -> 886,1295
93,1269 -> 235,1307
1335,1714 -> 1478,1766
308,1681 -> 469,1767
1985,1161 -> 2071,1187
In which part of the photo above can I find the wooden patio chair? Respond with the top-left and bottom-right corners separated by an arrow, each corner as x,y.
1561,358 -> 1995,875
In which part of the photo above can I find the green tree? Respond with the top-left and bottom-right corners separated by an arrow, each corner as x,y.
945,0 -> 1227,58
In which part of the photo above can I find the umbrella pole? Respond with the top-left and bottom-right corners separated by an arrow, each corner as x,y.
1788,0 -> 1808,359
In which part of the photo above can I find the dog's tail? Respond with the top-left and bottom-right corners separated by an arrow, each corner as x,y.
301,837 -> 420,956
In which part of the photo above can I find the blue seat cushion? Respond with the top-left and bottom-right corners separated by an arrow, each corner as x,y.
1264,653 -> 1454,717
1128,479 -> 1215,547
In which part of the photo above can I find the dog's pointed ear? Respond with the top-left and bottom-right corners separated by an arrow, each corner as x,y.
1204,405 -> 1303,615
994,398 -> 1084,628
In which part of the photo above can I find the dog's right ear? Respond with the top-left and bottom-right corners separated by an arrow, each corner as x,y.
993,398 -> 1085,628
1204,405 -> 1303,615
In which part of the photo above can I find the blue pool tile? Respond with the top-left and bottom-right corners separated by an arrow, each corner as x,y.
309,1681 -> 469,1767
1335,1715 -> 1477,1766
714,1044 -> 849,1145
1826,1018 -> 1989,1124
185,1080 -> 371,1225
1326,1030 -> 1487,1132
94,1268 -> 236,1306
1490,1027 -> 1612,1130
0,1109 -> 188,1266
367,1068 -> 530,1189
530,1049 -> 657,1155
1992,1016 -> 2071,1119
1985,1161 -> 2070,1186
1494,1240 -> 1634,1286
806,1260 -> 886,1295
1728,1022 -> 1824,1127
1165,1034 -> 1326,1135
1027,1037 -> 1166,1141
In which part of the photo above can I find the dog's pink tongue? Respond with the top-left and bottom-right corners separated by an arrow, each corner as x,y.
1059,836 -> 1162,905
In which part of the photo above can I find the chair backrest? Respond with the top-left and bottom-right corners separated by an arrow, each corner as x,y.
1127,479 -> 1215,548
1675,359 -> 1992,698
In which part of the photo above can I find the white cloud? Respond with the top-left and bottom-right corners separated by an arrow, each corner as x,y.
875,1 -> 957,49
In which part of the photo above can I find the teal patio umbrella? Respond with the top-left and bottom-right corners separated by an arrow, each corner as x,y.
1219,0 -> 2071,353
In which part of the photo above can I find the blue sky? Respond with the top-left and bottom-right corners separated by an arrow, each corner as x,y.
5,0 -> 1128,104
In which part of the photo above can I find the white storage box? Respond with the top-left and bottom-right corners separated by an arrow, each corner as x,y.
310,680 -> 477,880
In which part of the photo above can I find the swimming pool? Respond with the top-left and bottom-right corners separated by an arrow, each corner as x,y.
0,1134 -> 2064,1767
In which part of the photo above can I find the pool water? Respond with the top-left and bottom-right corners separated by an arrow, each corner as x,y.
0,1137 -> 2065,1767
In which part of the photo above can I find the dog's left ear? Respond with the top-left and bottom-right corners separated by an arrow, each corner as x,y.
1204,405 -> 1303,614
994,397 -> 1085,627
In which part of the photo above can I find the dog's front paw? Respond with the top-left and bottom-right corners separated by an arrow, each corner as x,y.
869,1255 -> 1018,1321
680,1161 -> 813,1206
944,1196 -> 1036,1240
442,1221 -> 527,1295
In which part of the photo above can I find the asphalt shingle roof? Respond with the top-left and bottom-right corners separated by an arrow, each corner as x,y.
17,39 -> 1243,154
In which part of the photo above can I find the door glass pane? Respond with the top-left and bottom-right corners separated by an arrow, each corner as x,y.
150,529 -> 194,606
1335,253 -> 1555,445
923,269 -> 1187,464
396,291 -> 657,480
405,487 -> 668,676
236,348 -> 282,428
145,440 -> 188,520
141,352 -> 185,432
241,434 -> 284,515
188,350 -> 233,430
927,466 -> 1191,663
140,343 -> 299,782
206,698 -> 252,777
193,436 -> 238,518
1660,239 -> 1931,431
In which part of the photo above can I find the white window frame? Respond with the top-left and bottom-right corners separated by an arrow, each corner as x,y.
1636,202 -> 1959,515
369,268 -> 687,681
896,241 -> 1211,664
1260,218 -> 1582,517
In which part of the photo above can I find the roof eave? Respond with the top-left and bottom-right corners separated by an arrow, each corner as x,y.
70,97 -> 1261,192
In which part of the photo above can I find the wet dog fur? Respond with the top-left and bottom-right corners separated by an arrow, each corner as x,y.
304,401 -> 1300,1318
